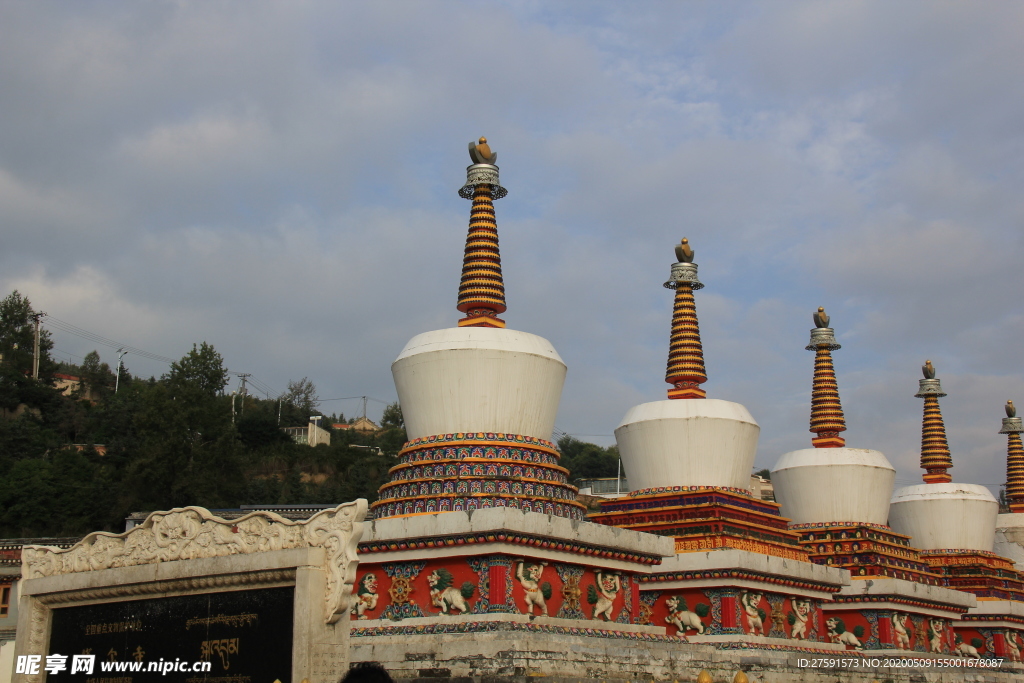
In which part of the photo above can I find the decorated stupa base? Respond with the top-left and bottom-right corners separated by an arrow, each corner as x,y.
790,522 -> 944,585
372,432 -> 587,520
350,507 -> 673,634
633,549 -> 852,651
953,599 -> 1024,663
918,549 -> 1024,601
591,487 -> 810,561
815,576 -> 979,655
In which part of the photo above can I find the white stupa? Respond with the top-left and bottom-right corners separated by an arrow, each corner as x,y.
372,138 -> 585,520
888,362 -> 999,551
772,308 -> 896,525
615,240 -> 759,492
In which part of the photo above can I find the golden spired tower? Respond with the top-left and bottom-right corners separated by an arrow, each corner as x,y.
806,307 -> 846,448
1001,400 -> 1024,513
456,137 -> 507,328
372,138 -> 585,520
664,238 -> 707,399
916,360 -> 953,484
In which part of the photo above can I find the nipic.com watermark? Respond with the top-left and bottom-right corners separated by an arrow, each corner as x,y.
16,655 -> 213,676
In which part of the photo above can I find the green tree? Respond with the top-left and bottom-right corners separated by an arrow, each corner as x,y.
557,435 -> 620,480
0,291 -> 56,406
282,377 -> 319,417
166,342 -> 229,396
380,402 -> 404,429
80,350 -> 115,398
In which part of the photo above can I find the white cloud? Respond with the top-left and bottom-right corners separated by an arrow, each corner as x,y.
1,1 -> 1022,485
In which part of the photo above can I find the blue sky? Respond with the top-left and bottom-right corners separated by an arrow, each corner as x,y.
2,1 -> 1022,496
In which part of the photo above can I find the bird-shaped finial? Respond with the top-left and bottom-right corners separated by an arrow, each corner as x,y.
922,359 -> 936,379
813,306 -> 830,329
1007,400 -> 1017,418
468,136 -> 497,164
674,237 -> 695,263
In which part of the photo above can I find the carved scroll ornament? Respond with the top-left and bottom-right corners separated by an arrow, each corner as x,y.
22,500 -> 367,624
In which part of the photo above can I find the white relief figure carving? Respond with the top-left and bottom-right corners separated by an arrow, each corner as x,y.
826,617 -> 864,650
1005,629 -> 1022,662
740,591 -> 764,635
953,634 -> 981,658
664,596 -> 707,637
20,501 -> 367,624
588,570 -> 621,621
892,612 -> 911,650
927,618 -> 945,653
351,573 -> 379,620
514,559 -> 550,617
787,598 -> 812,640
427,568 -> 475,614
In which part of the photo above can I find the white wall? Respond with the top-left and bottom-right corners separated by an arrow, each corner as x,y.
615,399 -> 759,491
772,448 -> 895,525
889,483 -> 998,551
393,327 -> 566,441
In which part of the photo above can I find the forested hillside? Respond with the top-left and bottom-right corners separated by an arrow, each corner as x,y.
0,291 -> 620,538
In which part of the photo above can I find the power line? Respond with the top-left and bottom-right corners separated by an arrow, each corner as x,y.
42,316 -> 177,365
43,316 -> 282,396
319,396 -> 389,404
52,348 -> 86,364
242,375 -> 279,399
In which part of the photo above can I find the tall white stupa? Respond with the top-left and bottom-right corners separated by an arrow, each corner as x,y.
372,138 -> 586,520
615,239 -> 760,493
888,362 -> 1000,551
772,308 -> 896,527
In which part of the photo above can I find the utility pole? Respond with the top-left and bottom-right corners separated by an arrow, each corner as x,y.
29,312 -> 45,379
237,373 -> 251,416
114,349 -> 127,393
278,398 -> 283,426
231,392 -> 237,424
362,396 -> 368,420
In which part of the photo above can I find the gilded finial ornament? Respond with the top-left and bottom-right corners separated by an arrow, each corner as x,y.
1002,398 -> 1024,512
807,305 -> 845,447
468,136 -> 497,164
813,306 -> 830,329
916,359 -> 952,483
456,137 -> 507,328
696,671 -> 713,683
733,672 -> 749,683
664,238 -> 707,399
675,237 -> 695,263
922,359 -> 936,380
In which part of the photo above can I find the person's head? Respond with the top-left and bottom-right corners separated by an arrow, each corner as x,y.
341,662 -> 393,683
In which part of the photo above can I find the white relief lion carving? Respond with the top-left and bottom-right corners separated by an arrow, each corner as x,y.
665,596 -> 706,636
826,617 -> 864,650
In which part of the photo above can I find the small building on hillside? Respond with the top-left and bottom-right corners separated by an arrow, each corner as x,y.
750,473 -> 775,501
282,421 -> 331,447
350,416 -> 380,432
576,476 -> 630,499
330,417 -> 379,432
53,374 -> 100,401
